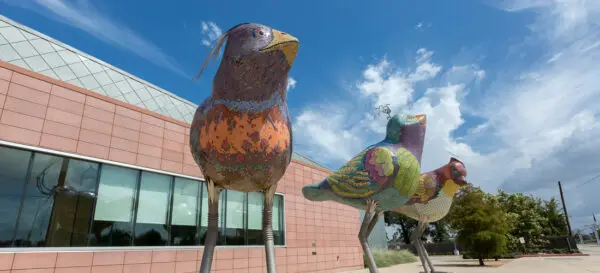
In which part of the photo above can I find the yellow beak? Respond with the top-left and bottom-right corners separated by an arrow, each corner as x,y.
259,30 -> 299,66
415,114 -> 427,125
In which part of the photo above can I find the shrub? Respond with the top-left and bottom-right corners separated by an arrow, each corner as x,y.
364,249 -> 417,268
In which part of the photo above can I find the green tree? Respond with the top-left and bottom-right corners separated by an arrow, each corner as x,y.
448,185 -> 509,266
541,198 -> 567,236
496,190 -> 548,251
384,212 -> 431,244
430,220 -> 451,243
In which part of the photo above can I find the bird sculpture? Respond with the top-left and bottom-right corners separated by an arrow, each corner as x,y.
189,23 -> 299,273
302,113 -> 427,273
393,157 -> 468,273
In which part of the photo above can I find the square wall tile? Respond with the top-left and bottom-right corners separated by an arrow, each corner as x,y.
12,252 -> 57,269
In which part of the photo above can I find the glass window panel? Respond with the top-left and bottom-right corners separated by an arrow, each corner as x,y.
88,165 -> 137,246
273,195 -> 281,231
171,178 -> 199,226
170,177 -> 200,246
14,153 -> 63,247
247,192 -> 263,245
273,194 -> 284,246
0,146 -> 32,247
45,159 -> 99,247
134,171 -> 171,246
93,165 -> 137,222
136,172 -> 171,224
224,190 -> 245,245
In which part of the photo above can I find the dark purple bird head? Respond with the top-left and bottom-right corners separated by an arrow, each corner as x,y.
195,23 -> 299,101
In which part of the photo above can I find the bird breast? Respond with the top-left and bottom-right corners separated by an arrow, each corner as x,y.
198,104 -> 291,158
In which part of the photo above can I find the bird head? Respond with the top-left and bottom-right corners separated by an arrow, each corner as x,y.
385,114 -> 427,141
223,23 -> 299,68
384,113 -> 427,160
195,23 -> 299,100
446,157 -> 468,186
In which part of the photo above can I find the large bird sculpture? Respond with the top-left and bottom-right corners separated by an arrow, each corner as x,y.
190,23 -> 299,273
302,113 -> 427,273
394,157 -> 468,273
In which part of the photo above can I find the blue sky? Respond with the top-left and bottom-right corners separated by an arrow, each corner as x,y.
3,0 -> 600,231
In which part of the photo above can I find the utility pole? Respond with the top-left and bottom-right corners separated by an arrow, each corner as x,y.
593,214 -> 600,245
558,181 -> 573,250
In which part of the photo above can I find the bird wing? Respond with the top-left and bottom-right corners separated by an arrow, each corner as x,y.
326,147 -> 385,199
405,172 -> 440,205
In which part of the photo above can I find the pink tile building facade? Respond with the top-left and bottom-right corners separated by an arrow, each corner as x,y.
0,61 -> 364,273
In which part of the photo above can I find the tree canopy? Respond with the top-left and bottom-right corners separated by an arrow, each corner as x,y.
447,184 -> 509,265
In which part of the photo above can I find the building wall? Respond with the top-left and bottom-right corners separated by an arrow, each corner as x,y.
0,61 -> 363,273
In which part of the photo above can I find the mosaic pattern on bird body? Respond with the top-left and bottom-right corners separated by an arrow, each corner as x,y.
197,104 -> 290,160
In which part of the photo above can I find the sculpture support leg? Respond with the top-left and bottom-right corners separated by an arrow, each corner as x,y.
263,186 -> 277,273
417,222 -> 437,272
417,221 -> 436,273
359,200 -> 379,273
199,180 -> 220,273
411,222 -> 429,273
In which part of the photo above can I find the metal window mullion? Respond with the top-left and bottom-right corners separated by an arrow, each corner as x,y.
221,190 -> 227,245
11,151 -> 36,246
244,192 -> 249,246
85,163 -> 103,246
166,176 -> 175,246
131,170 -> 143,246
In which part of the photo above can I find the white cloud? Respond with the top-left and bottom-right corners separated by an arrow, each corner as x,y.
200,21 -> 223,47
3,0 -> 187,77
287,77 -> 297,91
294,0 -> 600,229
415,22 -> 431,30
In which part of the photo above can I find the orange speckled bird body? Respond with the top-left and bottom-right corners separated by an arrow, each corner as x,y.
190,92 -> 293,192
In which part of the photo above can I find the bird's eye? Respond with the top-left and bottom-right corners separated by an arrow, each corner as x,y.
252,29 -> 265,38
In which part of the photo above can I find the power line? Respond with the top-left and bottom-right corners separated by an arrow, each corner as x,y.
574,173 -> 600,189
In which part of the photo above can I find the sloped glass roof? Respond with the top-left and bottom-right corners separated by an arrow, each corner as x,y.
0,15 -> 330,171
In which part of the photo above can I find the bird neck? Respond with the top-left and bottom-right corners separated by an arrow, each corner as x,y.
440,179 -> 461,197
212,56 -> 289,102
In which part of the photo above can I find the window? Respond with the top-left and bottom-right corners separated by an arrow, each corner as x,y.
247,192 -> 263,245
170,177 -> 200,246
0,145 -> 286,248
273,194 -> 285,245
134,171 -> 171,246
0,146 -> 32,247
13,153 -> 63,247
246,193 -> 285,246
224,190 -> 246,245
89,165 -> 138,246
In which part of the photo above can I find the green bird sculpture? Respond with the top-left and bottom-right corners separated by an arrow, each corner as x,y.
302,113 -> 427,273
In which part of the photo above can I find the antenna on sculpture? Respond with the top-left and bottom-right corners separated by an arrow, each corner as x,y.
375,104 -> 392,120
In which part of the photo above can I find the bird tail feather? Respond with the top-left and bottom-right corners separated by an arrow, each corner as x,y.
302,180 -> 334,202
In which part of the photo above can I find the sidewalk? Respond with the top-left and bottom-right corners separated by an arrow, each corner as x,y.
344,245 -> 600,273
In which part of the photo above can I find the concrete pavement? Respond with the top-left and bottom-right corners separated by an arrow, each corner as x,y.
344,245 -> 600,273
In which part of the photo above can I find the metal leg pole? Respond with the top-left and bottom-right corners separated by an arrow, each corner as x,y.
412,223 -> 429,273
199,180 -> 220,273
359,200 -> 379,273
418,222 -> 442,273
263,187 -> 278,273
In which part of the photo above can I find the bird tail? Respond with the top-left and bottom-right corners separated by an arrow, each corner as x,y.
302,179 -> 335,202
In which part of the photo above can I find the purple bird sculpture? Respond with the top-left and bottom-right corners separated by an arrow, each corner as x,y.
190,23 -> 299,273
